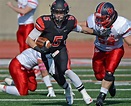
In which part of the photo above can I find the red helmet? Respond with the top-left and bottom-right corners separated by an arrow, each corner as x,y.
95,2 -> 118,28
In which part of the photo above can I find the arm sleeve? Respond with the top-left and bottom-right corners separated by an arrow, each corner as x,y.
73,25 -> 82,32
27,0 -> 38,9
120,20 -> 131,38
28,28 -> 42,40
35,17 -> 45,31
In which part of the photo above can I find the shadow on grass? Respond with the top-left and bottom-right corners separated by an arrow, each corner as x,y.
32,101 -> 68,106
104,100 -> 131,105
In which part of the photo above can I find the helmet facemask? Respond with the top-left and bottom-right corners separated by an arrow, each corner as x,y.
95,13 -> 112,28
52,9 -> 67,27
50,0 -> 69,28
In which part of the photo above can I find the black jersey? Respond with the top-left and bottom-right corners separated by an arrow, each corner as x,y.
35,15 -> 77,53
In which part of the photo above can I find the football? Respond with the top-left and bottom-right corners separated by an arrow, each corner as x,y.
35,37 -> 51,48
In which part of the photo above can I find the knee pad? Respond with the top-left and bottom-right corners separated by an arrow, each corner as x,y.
104,72 -> 115,81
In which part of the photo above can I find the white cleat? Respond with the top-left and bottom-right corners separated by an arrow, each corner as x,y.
83,96 -> 93,105
4,78 -> 14,86
47,87 -> 56,97
0,84 -> 5,92
65,83 -> 73,105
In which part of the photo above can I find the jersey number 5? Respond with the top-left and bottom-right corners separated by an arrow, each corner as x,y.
52,36 -> 63,47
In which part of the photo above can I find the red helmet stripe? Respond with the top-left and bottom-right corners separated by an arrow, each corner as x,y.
97,2 -> 106,14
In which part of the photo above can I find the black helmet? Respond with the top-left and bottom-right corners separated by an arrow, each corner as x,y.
50,0 -> 69,25
95,2 -> 118,28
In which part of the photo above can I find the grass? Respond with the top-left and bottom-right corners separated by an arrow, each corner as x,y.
0,66 -> 131,106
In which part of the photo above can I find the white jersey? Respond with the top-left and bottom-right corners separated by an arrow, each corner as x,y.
17,0 -> 38,25
87,14 -> 131,51
16,48 -> 41,70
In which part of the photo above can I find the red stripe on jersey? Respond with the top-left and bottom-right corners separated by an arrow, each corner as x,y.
28,0 -> 38,5
122,28 -> 131,36
97,2 -> 105,14
35,17 -> 45,31
74,18 -> 77,28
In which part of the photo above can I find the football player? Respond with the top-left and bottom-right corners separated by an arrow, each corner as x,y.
77,2 -> 131,106
7,0 -> 38,53
26,0 -> 93,105
0,48 -> 56,97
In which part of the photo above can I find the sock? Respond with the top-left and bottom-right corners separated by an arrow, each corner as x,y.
42,75 -> 52,87
5,86 -> 20,96
65,70 -> 83,88
100,87 -> 108,94
48,87 -> 53,92
80,88 -> 91,99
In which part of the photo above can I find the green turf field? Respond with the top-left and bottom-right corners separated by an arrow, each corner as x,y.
0,66 -> 131,106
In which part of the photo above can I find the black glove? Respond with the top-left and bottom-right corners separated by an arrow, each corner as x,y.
33,46 -> 41,52
33,46 -> 49,53
93,28 -> 111,37
40,46 -> 49,53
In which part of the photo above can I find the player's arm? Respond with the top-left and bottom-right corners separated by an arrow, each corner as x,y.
73,21 -> 94,34
26,28 -> 42,48
124,34 -> 131,47
7,2 -> 33,15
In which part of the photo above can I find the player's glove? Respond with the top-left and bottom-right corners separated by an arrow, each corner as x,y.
33,46 -> 49,53
93,28 -> 111,37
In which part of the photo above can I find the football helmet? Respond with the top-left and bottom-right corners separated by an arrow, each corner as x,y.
50,0 -> 69,26
95,2 -> 118,28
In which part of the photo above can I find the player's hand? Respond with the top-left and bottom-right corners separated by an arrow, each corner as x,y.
40,46 -> 49,53
6,2 -> 13,8
33,46 -> 49,53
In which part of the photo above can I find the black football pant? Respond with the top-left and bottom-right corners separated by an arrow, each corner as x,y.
41,47 -> 68,87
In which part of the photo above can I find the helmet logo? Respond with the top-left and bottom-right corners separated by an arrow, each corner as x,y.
64,3 -> 68,8
107,8 -> 114,15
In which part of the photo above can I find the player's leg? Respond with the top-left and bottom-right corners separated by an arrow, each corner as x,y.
23,23 -> 34,50
65,69 -> 93,104
0,58 -> 29,96
95,46 -> 124,106
16,26 -> 25,53
41,48 -> 73,105
92,48 -> 108,106
105,46 -> 124,97
27,69 -> 37,92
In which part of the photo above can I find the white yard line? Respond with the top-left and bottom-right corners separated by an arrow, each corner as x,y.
0,98 -> 131,101
35,88 -> 131,92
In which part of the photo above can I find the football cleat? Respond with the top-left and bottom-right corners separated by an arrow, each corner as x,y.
108,81 -> 116,97
96,92 -> 106,106
65,83 -> 74,105
83,96 -> 93,105
47,87 -> 56,97
0,84 -> 5,92
4,78 -> 14,86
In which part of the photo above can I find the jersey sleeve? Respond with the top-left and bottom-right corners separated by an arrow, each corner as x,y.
35,17 -> 45,32
73,17 -> 77,28
27,0 -> 38,9
68,15 -> 77,29
87,14 -> 95,29
119,20 -> 131,38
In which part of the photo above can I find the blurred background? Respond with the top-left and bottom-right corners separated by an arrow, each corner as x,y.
0,0 -> 131,59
